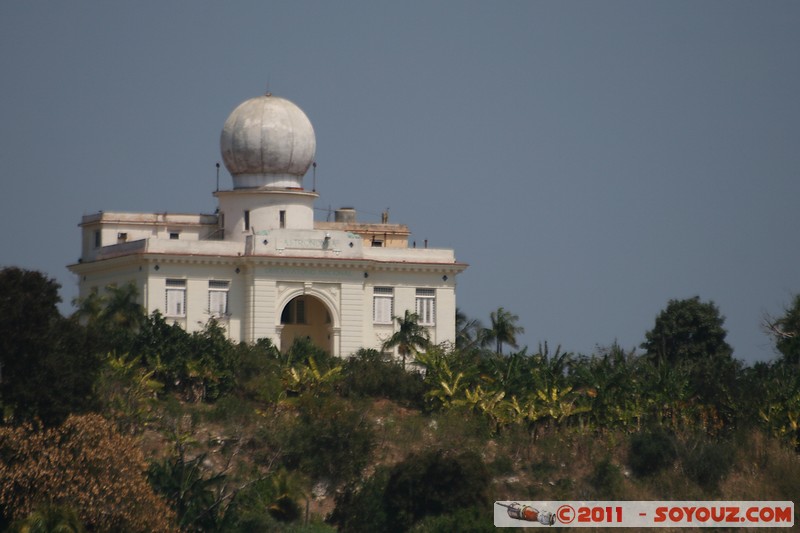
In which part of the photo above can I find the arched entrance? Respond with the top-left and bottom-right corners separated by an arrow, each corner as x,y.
278,294 -> 333,354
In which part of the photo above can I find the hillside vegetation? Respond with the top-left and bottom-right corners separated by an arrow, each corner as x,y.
1,267 -> 799,532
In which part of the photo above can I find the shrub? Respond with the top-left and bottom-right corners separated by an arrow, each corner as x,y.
283,395 -> 375,487
589,457 -> 625,499
410,506 -> 495,533
383,449 -> 490,533
7,503 -> 86,533
681,438 -> 735,494
489,454 -> 515,476
329,468 -> 392,533
338,349 -> 427,408
628,428 -> 677,477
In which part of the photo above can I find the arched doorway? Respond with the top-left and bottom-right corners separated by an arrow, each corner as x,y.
278,294 -> 333,354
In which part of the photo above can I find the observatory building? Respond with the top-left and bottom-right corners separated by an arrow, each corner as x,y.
68,94 -> 467,356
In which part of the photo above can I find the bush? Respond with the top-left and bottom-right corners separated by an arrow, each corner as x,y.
329,468 -> 392,533
383,449 -> 490,533
681,438 -> 735,494
222,470 -> 303,529
283,395 -> 375,487
338,349 -> 427,408
410,505 -> 495,533
628,428 -> 677,477
589,457 -> 625,499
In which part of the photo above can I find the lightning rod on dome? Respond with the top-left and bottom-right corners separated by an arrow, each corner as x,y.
215,162 -> 220,192
312,161 -> 317,192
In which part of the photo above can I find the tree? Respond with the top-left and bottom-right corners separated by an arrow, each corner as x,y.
283,395 -> 375,487
0,414 -> 175,532
383,449 -> 490,532
641,297 -> 732,367
455,308 -> 483,352
382,310 -> 430,369
641,297 -> 737,424
0,267 -> 100,425
765,294 -> 800,367
72,282 -> 145,353
483,307 -> 525,355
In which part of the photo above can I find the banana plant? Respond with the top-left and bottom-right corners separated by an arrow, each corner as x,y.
282,356 -> 343,397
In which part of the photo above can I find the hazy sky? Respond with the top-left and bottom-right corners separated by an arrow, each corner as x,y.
2,2 -> 799,364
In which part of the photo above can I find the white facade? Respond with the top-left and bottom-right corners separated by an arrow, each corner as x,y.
69,94 -> 466,357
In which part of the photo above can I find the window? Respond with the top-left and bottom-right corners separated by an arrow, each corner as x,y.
94,230 -> 101,248
415,288 -> 436,325
169,232 -> 180,240
208,280 -> 229,317
371,239 -> 383,247
373,287 -> 394,324
244,210 -> 250,231
279,210 -> 286,229
165,279 -> 186,317
281,297 -> 306,324
117,232 -> 128,243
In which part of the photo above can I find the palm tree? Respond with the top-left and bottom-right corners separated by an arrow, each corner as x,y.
382,310 -> 430,369
101,282 -> 145,331
71,287 -> 105,325
483,307 -> 525,355
455,308 -> 483,352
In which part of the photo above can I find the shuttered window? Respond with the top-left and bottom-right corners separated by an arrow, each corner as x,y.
373,287 -> 394,324
165,279 -> 186,317
415,288 -> 436,326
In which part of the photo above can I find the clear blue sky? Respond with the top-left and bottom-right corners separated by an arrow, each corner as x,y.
2,1 -> 799,364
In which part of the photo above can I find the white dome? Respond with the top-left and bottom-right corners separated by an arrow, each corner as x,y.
220,94 -> 316,189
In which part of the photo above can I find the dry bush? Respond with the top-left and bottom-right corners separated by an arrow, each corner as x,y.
0,413 -> 176,532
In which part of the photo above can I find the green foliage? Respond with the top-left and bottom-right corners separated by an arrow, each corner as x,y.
282,336 -> 336,368
680,437 -> 735,494
642,296 -> 732,366
482,307 -> 525,355
410,505 -> 495,533
338,349 -> 427,408
95,352 -> 163,434
382,310 -> 431,368
628,428 -> 678,478
283,395 -> 374,487
641,297 -> 740,426
383,449 -> 490,533
588,457 -> 625,499
233,338 -> 283,403
127,313 -> 242,402
752,362 -> 800,450
329,468 -> 392,533
7,503 -> 87,533
282,356 -> 343,398
569,344 -> 646,430
73,282 -> 146,351
0,267 -> 101,426
455,308 -> 484,353
148,452 -> 225,532
767,294 -> 800,367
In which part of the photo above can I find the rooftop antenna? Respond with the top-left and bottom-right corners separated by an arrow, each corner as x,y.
215,162 -> 220,192
312,161 -> 317,192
